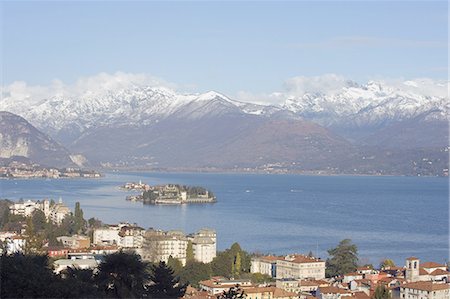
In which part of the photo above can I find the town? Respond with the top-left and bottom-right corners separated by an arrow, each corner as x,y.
0,198 -> 448,299
122,181 -> 217,205
0,161 -> 101,179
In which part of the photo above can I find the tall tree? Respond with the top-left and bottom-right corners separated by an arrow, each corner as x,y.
325,239 -> 358,277
96,251 -> 150,298
179,261 -> 212,287
373,284 -> 391,299
186,240 -> 194,262
167,256 -> 183,276
74,202 -> 86,233
24,217 -> 43,254
147,261 -> 187,298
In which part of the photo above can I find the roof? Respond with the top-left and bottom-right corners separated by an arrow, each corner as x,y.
352,291 -> 370,299
282,254 -> 323,264
319,286 -> 352,294
344,272 -> 364,277
244,287 -> 298,298
430,269 -> 450,276
421,262 -> 446,268
401,282 -> 450,292
406,257 -> 419,261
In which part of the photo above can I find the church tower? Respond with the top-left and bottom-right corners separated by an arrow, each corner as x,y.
405,257 -> 420,282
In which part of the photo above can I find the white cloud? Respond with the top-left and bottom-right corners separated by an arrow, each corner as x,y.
283,74 -> 356,97
1,71 -> 177,104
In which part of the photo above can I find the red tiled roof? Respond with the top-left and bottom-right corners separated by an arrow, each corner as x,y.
401,282 -> 450,291
430,269 -> 450,276
421,262 -> 446,268
319,286 -> 352,294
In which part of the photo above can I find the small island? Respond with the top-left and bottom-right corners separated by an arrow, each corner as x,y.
122,183 -> 216,205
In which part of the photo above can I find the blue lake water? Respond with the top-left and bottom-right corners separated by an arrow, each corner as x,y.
0,172 -> 448,265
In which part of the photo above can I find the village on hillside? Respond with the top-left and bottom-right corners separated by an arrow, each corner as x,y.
0,197 -> 449,299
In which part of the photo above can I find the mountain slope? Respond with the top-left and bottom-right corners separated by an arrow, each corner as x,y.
0,111 -> 84,167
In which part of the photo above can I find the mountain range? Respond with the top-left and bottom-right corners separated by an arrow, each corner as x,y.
1,78 -> 448,175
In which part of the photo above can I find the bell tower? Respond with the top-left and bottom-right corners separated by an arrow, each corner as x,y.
405,257 -> 420,282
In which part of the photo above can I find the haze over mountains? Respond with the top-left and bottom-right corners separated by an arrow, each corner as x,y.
1,73 -> 448,175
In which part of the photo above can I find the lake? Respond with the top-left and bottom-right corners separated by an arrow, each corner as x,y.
1,172 -> 448,265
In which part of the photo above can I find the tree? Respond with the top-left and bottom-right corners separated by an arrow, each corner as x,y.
59,267 -> 100,298
167,256 -> 183,275
217,285 -> 246,299
325,239 -> 358,277
380,259 -> 396,269
31,209 -> 47,231
233,251 -> 242,277
74,202 -> 86,233
0,254 -> 62,298
96,251 -> 150,298
24,217 -> 43,254
186,240 -> 194,262
373,284 -> 391,299
147,261 -> 187,298
179,261 -> 212,287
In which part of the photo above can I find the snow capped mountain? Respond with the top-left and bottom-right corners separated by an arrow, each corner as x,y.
282,79 -> 449,128
1,84 -> 283,136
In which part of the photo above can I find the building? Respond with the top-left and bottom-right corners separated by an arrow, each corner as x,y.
53,255 -> 100,274
199,277 -> 253,295
316,286 -> 353,299
245,286 -> 300,299
1,234 -> 26,254
93,224 -> 121,246
404,257 -> 449,283
398,281 -> 450,299
48,199 -> 70,225
57,235 -> 91,249
276,255 -> 326,280
189,228 -> 217,263
9,199 -> 43,217
141,229 -> 188,265
118,225 -> 145,248
251,255 -> 281,277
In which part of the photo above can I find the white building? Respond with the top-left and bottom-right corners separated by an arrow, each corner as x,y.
399,282 -> 450,299
190,228 -> 217,263
9,199 -> 42,217
141,229 -> 188,265
405,257 -> 449,283
0,233 -> 26,254
48,199 -> 70,225
118,225 -> 145,248
251,255 -> 281,277
276,254 -> 326,280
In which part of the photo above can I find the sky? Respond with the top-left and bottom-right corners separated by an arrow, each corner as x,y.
1,1 -> 448,98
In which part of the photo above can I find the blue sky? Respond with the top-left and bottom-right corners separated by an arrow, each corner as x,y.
1,1 -> 448,96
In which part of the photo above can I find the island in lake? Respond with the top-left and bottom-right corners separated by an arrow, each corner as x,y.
122,182 -> 216,205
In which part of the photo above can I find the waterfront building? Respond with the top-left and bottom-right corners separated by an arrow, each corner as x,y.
9,199 -> 42,217
398,281 -> 450,299
251,255 -> 281,277
276,254 -> 326,280
140,229 -> 188,265
189,228 -> 217,263
118,225 -> 145,248
48,198 -> 70,225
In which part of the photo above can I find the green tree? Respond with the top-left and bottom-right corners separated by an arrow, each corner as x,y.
24,217 -> 43,254
233,251 -> 242,277
167,256 -> 183,276
380,259 -> 396,269
59,267 -> 100,298
96,251 -> 150,298
74,202 -> 86,233
147,261 -> 187,298
179,261 -> 212,287
186,240 -> 194,262
217,285 -> 246,299
373,284 -> 391,299
31,209 -> 47,232
0,254 -> 63,298
325,239 -> 358,277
